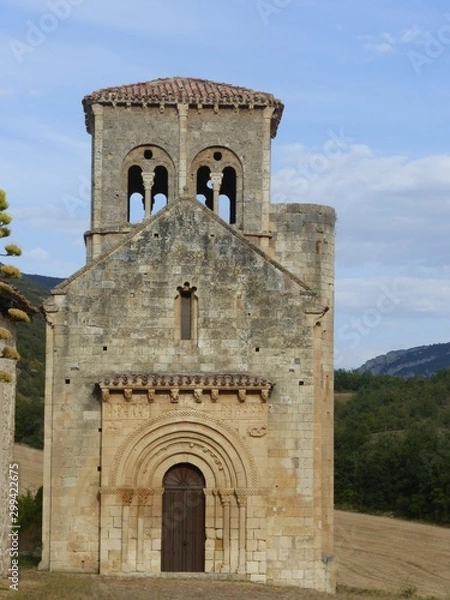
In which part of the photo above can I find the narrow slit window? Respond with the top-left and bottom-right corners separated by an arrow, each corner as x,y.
176,282 -> 197,341
180,293 -> 192,340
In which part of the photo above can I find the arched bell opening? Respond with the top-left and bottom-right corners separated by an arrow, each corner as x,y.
219,166 -> 237,224
127,165 -> 144,223
122,145 -> 175,223
191,147 -> 242,224
196,166 -> 213,209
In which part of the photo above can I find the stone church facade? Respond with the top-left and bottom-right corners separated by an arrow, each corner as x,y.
40,77 -> 336,592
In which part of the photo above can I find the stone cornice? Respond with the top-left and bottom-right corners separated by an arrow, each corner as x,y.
83,77 -> 284,137
98,373 -> 273,403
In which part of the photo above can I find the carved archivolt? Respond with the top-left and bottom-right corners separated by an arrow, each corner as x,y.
109,410 -> 259,489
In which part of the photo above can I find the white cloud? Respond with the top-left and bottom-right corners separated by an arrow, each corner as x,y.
27,247 -> 49,260
337,277 -> 450,320
358,25 -> 436,56
359,32 -> 396,54
272,143 -> 450,268
365,41 -> 395,54
273,141 -> 450,366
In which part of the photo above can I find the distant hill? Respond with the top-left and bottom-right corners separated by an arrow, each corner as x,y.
22,273 -> 64,291
12,272 -> 63,304
358,342 -> 450,377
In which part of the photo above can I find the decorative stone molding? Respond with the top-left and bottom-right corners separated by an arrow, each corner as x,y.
212,487 -> 268,498
247,425 -> 267,438
99,486 -> 164,498
98,373 -> 273,403
218,488 -> 235,505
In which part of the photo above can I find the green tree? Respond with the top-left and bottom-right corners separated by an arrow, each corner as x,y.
0,189 -> 34,577
0,190 -> 33,376
334,369 -> 450,523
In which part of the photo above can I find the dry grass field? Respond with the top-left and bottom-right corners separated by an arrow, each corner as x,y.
12,444 -> 43,495
3,445 -> 449,599
335,510 -> 450,599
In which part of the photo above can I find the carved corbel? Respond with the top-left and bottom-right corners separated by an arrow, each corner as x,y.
147,389 -> 155,403
238,389 -> 246,403
123,388 -> 132,401
193,388 -> 203,403
101,388 -> 110,403
260,389 -> 269,403
170,388 -> 179,403
210,388 -> 219,402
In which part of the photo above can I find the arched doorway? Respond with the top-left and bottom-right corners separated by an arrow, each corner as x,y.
161,463 -> 206,572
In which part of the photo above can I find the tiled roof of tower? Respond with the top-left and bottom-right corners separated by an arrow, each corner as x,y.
83,77 -> 284,136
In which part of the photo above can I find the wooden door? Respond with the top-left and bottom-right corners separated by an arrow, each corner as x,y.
161,463 -> 205,572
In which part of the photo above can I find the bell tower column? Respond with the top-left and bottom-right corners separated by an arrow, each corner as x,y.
177,103 -> 189,196
141,172 -> 155,219
210,172 -> 223,214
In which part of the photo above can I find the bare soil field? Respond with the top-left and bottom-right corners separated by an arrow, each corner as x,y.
335,510 -> 450,599
1,511 -> 449,599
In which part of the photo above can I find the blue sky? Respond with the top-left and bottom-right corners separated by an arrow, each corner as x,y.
1,0 -> 450,368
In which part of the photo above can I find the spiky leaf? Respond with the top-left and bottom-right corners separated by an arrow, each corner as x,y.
1,265 -> 21,279
0,327 -> 12,340
0,370 -> 12,383
2,346 -> 20,360
4,244 -> 22,257
7,308 -> 30,323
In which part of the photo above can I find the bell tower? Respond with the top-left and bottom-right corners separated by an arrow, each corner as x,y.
82,77 -> 284,261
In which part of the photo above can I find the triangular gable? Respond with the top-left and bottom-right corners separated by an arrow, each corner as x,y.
52,198 -> 314,298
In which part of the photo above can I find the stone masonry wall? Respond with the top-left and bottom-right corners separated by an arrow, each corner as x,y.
42,199 -> 334,590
